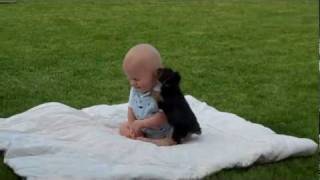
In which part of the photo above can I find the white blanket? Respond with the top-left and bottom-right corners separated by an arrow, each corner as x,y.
0,95 -> 317,180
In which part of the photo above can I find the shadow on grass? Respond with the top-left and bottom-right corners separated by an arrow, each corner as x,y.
0,152 -> 24,180
203,154 -> 318,180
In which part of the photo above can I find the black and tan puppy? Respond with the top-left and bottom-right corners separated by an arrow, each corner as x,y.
157,68 -> 201,144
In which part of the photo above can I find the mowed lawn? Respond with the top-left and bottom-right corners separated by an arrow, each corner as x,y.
0,0 -> 318,179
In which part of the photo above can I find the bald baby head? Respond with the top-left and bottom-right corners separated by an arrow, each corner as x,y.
122,44 -> 163,92
123,44 -> 162,74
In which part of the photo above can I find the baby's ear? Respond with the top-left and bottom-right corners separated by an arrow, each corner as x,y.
157,68 -> 164,78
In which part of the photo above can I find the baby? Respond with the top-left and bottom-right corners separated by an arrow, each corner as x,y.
119,43 -> 175,146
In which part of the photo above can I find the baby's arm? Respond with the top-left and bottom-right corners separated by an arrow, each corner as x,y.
131,111 -> 167,132
142,111 -> 167,128
127,107 -> 136,124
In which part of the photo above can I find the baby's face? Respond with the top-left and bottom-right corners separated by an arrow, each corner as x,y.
124,64 -> 156,93
123,44 -> 161,93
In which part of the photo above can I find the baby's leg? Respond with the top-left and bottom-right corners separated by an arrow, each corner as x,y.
137,137 -> 176,146
119,122 -> 144,139
119,122 -> 132,138
132,129 -> 144,139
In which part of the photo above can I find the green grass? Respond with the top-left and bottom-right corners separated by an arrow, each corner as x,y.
0,0 -> 318,179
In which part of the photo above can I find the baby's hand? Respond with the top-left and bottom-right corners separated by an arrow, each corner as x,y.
128,121 -> 144,138
128,127 -> 136,139
130,120 -> 143,133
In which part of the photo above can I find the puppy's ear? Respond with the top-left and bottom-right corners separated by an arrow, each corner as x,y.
172,71 -> 181,84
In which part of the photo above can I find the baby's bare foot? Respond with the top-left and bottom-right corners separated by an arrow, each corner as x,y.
137,137 -> 176,146
137,137 -> 152,142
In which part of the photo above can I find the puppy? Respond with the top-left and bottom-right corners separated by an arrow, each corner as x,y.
157,68 -> 201,144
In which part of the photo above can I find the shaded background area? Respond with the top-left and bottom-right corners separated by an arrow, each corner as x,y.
0,0 -> 318,179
